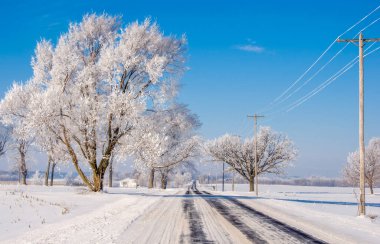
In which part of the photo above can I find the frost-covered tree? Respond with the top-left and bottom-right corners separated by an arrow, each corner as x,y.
343,138 -> 380,194
132,105 -> 200,189
15,139 -> 32,184
15,14 -> 186,191
0,82 -> 67,186
37,136 -> 69,186
173,171 -> 193,188
205,127 -> 297,191
31,170 -> 43,185
0,126 -> 10,157
0,83 -> 35,185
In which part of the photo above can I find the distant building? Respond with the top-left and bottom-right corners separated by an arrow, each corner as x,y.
119,178 -> 137,188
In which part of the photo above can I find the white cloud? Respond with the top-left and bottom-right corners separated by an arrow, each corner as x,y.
235,44 -> 265,53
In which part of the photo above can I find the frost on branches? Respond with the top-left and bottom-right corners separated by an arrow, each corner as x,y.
0,125 -> 9,158
1,14 -> 187,191
131,105 -> 200,189
205,127 -> 297,192
0,83 -> 36,185
343,138 -> 380,194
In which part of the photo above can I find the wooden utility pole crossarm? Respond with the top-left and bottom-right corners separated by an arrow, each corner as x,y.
337,32 -> 380,216
337,38 -> 380,43
248,114 -> 264,196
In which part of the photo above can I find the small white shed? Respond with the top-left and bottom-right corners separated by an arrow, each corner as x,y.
119,178 -> 137,188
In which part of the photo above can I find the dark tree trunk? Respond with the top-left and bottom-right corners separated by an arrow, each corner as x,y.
148,168 -> 155,189
249,175 -> 254,192
20,168 -> 27,185
62,122 -> 117,192
99,174 -> 104,191
369,180 -> 374,194
99,171 -> 105,191
19,149 -> 27,185
161,172 -> 168,189
50,162 -> 56,186
45,158 -> 51,186
95,157 -> 111,192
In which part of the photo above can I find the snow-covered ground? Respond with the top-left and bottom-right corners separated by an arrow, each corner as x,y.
1,183 -> 380,243
0,184 -> 178,243
205,183 -> 380,243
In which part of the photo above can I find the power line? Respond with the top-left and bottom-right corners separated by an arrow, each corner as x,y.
286,43 -> 379,112
265,16 -> 380,114
261,42 -> 378,118
263,17 -> 380,117
241,120 -> 253,138
234,116 -> 249,137
257,43 -> 380,128
260,4 -> 380,112
275,42 -> 350,105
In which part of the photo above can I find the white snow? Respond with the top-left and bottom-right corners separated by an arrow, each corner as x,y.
0,184 -> 178,243
1,183 -> 380,243
206,183 -> 380,243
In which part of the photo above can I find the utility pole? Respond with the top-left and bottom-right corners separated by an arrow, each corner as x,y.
232,171 -> 235,191
337,33 -> 380,216
222,162 -> 225,191
215,170 -> 217,191
248,114 -> 265,196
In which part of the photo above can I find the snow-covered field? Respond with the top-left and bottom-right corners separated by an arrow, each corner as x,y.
0,184 -> 179,243
1,183 -> 380,243
205,183 -> 380,243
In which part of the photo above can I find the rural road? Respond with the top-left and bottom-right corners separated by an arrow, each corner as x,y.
118,182 -> 326,244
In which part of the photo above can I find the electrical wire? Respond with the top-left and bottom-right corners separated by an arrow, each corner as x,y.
286,43 -> 380,112
271,16 -> 380,109
260,4 -> 380,112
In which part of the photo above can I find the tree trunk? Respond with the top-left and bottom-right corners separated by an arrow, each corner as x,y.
369,180 -> 374,194
62,125 -> 115,192
108,158 -> 113,187
60,113 -> 123,192
94,157 -> 111,192
249,175 -> 254,192
92,171 -> 105,192
63,133 -> 96,191
148,168 -> 155,189
50,162 -> 56,186
99,171 -> 105,191
161,172 -> 168,189
20,168 -> 27,185
45,157 -> 51,186
19,150 -> 27,185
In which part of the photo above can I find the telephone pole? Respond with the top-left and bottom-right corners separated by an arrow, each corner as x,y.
248,114 -> 265,196
337,33 -> 380,216
222,162 -> 225,191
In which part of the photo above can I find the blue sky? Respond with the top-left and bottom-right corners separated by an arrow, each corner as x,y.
1,0 -> 380,177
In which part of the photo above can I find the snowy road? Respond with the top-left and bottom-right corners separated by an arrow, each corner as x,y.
116,185 -> 326,244
195,189 -> 325,243
116,188 -> 249,244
